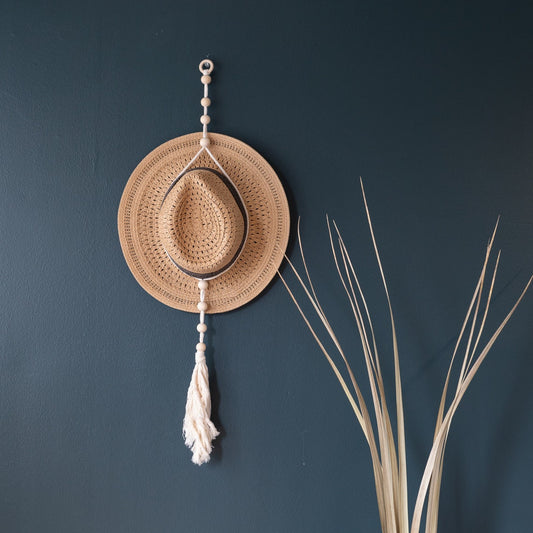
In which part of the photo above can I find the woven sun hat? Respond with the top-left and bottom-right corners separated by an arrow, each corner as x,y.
117,131 -> 290,314
118,59 -> 290,466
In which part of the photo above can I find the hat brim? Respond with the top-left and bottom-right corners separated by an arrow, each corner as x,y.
118,132 -> 290,313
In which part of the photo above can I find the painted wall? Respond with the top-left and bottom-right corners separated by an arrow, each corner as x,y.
1,1 -> 532,532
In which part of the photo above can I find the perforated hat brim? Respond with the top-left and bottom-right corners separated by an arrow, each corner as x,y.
118,132 -> 290,313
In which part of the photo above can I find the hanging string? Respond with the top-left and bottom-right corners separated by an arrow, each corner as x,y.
183,279 -> 219,465
181,59 -> 219,465
174,59 -> 245,208
199,59 -> 213,145
197,281 -> 207,346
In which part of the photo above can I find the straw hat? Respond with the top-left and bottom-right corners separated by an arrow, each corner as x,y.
117,131 -> 290,314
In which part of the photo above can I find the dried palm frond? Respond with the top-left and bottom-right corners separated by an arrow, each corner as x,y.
279,180 -> 531,533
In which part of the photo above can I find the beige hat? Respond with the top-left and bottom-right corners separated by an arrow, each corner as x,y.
117,131 -> 290,314
117,59 -> 290,466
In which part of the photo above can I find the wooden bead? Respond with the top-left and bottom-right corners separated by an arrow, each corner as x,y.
201,75 -> 211,84
198,279 -> 209,290
201,97 -> 211,107
196,342 -> 206,352
200,115 -> 210,125
197,323 -> 207,333
197,301 -> 208,312
199,137 -> 210,147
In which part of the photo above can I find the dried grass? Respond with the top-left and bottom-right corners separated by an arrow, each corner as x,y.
279,180 -> 532,533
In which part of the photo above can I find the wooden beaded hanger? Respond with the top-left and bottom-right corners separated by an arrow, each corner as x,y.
118,58 -> 290,466
159,59 -> 250,465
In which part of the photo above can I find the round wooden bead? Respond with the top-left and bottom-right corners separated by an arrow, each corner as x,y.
196,342 -> 206,352
197,301 -> 208,312
198,279 -> 208,290
201,97 -> 211,107
197,323 -> 207,333
201,75 -> 211,84
200,115 -> 210,125
199,137 -> 210,147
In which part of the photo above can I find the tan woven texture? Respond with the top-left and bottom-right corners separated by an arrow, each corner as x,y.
118,132 -> 290,313
159,168 -> 246,277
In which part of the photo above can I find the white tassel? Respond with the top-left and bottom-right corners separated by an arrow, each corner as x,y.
182,279 -> 218,465
183,350 -> 219,465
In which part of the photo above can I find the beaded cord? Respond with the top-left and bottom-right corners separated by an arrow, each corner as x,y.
182,59 -> 241,465
199,59 -> 213,145
195,279 -> 208,362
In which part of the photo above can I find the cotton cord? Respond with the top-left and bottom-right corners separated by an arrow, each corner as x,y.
181,59 -> 220,465
183,279 -> 219,465
174,60 -> 247,218
199,59 -> 213,141
181,59 -> 249,465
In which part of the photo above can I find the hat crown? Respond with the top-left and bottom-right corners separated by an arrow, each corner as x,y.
158,167 -> 247,279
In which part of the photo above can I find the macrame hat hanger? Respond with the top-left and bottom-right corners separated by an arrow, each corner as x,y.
118,59 -> 290,464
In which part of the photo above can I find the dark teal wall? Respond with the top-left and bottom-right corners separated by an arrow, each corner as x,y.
1,1 -> 532,532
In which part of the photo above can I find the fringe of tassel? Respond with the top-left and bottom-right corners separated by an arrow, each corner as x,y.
182,345 -> 219,465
